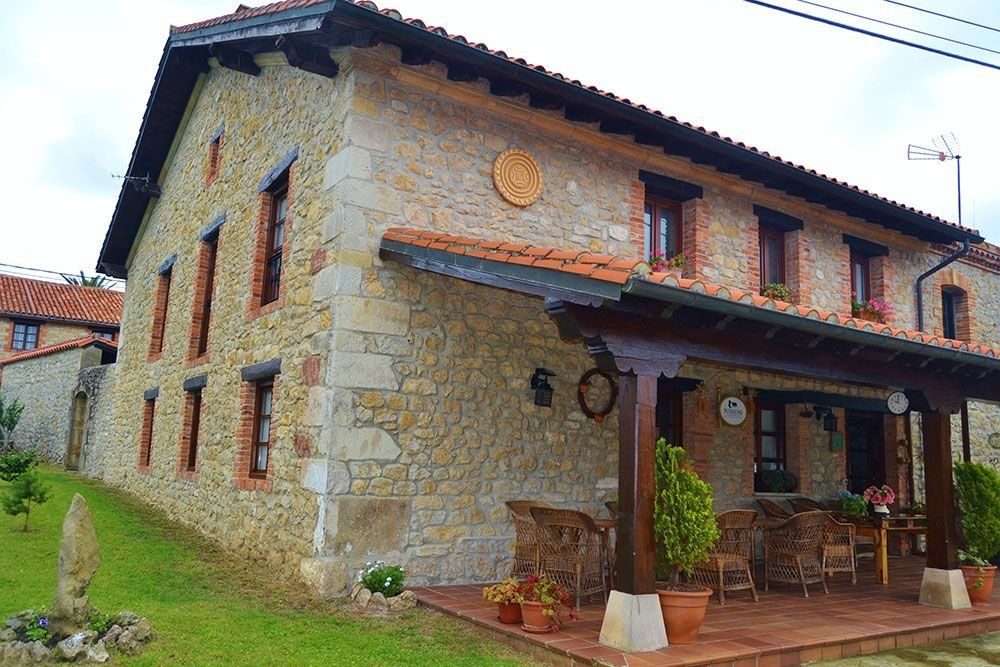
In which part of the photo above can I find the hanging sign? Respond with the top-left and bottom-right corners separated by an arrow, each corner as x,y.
718,396 -> 748,427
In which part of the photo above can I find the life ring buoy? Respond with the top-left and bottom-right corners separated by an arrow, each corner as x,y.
577,369 -> 617,423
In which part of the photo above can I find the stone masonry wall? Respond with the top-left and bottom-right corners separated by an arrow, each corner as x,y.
74,363 -> 117,479
0,318 -> 94,361
0,346 -> 103,464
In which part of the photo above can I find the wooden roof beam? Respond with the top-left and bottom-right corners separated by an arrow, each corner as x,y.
276,36 -> 338,79
209,44 -> 260,76
400,45 -> 433,65
446,62 -> 480,82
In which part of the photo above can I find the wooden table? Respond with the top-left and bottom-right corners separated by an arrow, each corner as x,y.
843,515 -> 927,585
594,518 -> 616,588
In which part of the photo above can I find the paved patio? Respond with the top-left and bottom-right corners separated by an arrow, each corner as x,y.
412,558 -> 1000,666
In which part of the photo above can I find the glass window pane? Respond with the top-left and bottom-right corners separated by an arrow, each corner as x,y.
258,417 -> 270,444
761,435 -> 777,459
644,203 -> 652,253
255,445 -> 268,471
660,208 -> 677,257
853,262 -> 866,301
275,195 -> 287,222
273,222 -> 284,250
762,461 -> 778,471
761,409 -> 777,433
261,389 -> 272,416
765,237 -> 781,284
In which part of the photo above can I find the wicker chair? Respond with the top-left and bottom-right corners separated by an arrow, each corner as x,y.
604,500 -> 619,520
756,498 -> 791,520
691,510 -> 759,604
822,516 -> 858,584
505,500 -> 552,578
789,497 -> 827,513
530,507 -> 609,610
762,510 -> 830,597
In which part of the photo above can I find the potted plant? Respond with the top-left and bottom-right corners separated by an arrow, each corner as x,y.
648,252 -> 685,278
761,469 -> 797,494
517,574 -> 575,633
761,282 -> 791,302
653,439 -> 719,645
954,462 -> 1000,605
862,485 -> 895,516
483,578 -> 523,624
837,490 -> 869,517
851,294 -> 894,324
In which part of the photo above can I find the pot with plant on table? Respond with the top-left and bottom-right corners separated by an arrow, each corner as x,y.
863,485 -> 895,517
654,439 -> 719,645
955,462 -> 1000,605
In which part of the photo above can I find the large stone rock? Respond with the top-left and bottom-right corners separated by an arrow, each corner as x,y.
49,494 -> 101,637
328,497 -> 409,555
387,590 -> 417,611
55,631 -> 95,661
368,592 -> 389,615
85,640 -> 110,664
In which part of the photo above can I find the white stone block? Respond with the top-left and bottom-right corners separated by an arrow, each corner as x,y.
599,591 -> 668,652
918,567 -> 972,609
323,145 -> 371,189
328,352 -> 398,389
328,427 -> 401,461
335,296 -> 410,335
301,460 -> 350,495
346,115 -> 390,152
335,178 -> 402,215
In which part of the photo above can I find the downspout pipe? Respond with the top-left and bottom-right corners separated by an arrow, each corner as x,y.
916,239 -> 970,332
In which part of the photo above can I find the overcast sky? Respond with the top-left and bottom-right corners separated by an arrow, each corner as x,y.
1,0 -> 997,280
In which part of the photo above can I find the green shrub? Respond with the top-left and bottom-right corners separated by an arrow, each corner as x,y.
954,462 -> 1000,562
654,439 -> 719,585
22,611 -> 51,644
0,449 -> 39,482
358,561 -> 405,598
761,283 -> 791,301
761,469 -> 797,493
0,392 -> 24,451
1,470 -> 51,531
88,610 -> 116,635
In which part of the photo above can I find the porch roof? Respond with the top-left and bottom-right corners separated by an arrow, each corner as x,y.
380,228 -> 1000,408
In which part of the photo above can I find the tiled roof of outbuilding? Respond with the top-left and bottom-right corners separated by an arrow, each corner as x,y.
0,335 -> 118,368
0,274 -> 123,326
383,227 -> 999,360
171,0 -> 979,238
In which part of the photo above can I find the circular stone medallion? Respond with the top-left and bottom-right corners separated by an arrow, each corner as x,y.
493,148 -> 542,206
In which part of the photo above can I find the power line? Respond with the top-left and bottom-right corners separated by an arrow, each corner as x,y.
795,0 -> 1000,56
744,0 -> 1000,71
0,262 -> 125,286
883,0 -> 1000,35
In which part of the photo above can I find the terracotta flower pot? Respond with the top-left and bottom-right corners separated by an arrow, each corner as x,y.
656,587 -> 712,645
497,601 -> 522,624
961,565 -> 997,605
520,600 -> 554,633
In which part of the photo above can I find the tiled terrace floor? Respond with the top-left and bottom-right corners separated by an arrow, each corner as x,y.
412,558 -> 1000,666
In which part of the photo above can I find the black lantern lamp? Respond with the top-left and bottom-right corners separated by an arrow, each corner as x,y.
530,368 -> 557,407
814,406 -> 838,432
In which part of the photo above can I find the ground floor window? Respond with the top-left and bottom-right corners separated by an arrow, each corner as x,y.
754,402 -> 786,491
251,381 -> 273,479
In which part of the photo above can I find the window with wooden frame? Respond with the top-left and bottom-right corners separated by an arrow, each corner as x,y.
185,390 -> 202,472
850,252 -> 871,303
250,381 -> 274,479
754,402 -> 786,492
139,398 -> 155,469
941,286 -> 970,340
206,131 -> 223,185
644,196 -> 682,259
261,184 -> 288,306
758,226 -> 786,291
656,383 -> 684,449
11,321 -> 40,350
149,269 -> 172,358
195,237 -> 219,357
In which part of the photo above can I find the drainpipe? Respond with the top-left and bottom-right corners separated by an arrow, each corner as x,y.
915,239 -> 970,332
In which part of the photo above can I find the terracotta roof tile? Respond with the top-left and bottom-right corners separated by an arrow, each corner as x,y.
0,335 -> 117,367
0,274 -> 123,326
168,0 -> 979,237
382,228 -> 999,360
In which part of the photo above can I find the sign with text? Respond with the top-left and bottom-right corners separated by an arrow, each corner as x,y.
718,396 -> 749,427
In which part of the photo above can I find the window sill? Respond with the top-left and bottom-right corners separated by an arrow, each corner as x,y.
147,351 -> 164,363
176,468 -> 199,482
753,492 -> 800,498
246,296 -> 284,323
136,464 -> 152,475
187,353 -> 212,368
234,477 -> 272,492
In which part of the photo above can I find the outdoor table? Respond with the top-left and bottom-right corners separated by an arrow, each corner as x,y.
751,516 -> 783,565
839,514 -> 928,585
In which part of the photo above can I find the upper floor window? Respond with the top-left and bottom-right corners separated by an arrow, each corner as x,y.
186,390 -> 203,472
941,286 -> 970,340
942,289 -> 957,339
850,252 -> 871,303
644,196 -> 681,259
196,236 -> 219,356
262,185 -> 287,305
251,381 -> 274,478
11,321 -> 40,350
754,402 -> 786,492
759,227 -> 786,291
91,328 -> 116,341
206,129 -> 223,186
149,268 -> 172,358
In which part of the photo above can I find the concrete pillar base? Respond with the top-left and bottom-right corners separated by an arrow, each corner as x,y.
598,590 -> 667,652
918,567 -> 971,609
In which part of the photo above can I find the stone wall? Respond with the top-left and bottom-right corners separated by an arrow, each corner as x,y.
0,346 -> 103,464
0,318 -> 94,361
74,363 -> 117,479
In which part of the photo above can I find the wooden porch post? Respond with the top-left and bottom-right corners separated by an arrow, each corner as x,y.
599,371 -> 666,651
615,372 -> 658,595
918,409 -> 970,608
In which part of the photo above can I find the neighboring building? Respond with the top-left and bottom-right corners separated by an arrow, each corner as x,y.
0,274 -> 123,361
94,0 -> 1000,598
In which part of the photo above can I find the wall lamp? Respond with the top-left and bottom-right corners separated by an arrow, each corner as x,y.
530,368 -> 556,407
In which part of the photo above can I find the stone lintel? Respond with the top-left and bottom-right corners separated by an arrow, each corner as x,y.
599,591 -> 667,652
918,567 -> 972,609
241,358 -> 282,382
183,374 -> 208,392
142,387 -> 159,401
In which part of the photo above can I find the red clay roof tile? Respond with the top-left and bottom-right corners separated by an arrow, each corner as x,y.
0,274 -> 123,326
0,335 -> 117,367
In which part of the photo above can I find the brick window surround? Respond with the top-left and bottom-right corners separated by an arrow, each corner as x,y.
138,397 -> 156,473
9,320 -> 42,351
247,163 -> 295,321
933,267 -> 976,341
187,234 -> 220,364
177,389 -> 203,481
629,177 -> 708,279
205,127 -> 224,186
234,376 -> 280,492
844,236 -> 891,322
148,268 -> 173,361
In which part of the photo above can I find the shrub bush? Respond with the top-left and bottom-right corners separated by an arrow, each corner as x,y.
0,449 -> 39,482
954,461 -> 1000,563
1,470 -> 51,531
761,469 -> 797,493
358,561 -> 405,598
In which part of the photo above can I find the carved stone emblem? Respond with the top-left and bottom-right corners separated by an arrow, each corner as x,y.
492,148 -> 542,206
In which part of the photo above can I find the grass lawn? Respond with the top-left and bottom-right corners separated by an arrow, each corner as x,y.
0,467 -> 537,666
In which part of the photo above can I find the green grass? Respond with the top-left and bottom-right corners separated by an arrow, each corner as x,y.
0,467 -> 537,666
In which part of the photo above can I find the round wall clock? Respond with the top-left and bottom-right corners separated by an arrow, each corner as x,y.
887,391 -> 910,415
988,432 -> 1000,449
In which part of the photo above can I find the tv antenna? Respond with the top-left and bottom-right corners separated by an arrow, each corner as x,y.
907,133 -> 962,225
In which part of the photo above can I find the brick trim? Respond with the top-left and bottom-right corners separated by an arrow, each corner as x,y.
205,130 -> 223,187
681,198 -> 711,281
187,233 -> 221,362
148,270 -> 172,361
246,163 -> 295,322
176,390 -> 201,482
233,377 -> 279,492
627,180 -> 645,253
932,267 -> 977,342
6,319 -> 43,353
137,398 -> 155,473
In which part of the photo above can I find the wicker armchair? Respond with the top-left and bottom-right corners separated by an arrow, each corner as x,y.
691,510 -> 759,604
789,497 -> 827,513
505,500 -> 552,578
756,498 -> 791,520
762,510 -> 829,597
604,500 -> 619,520
822,516 -> 857,584
530,507 -> 609,610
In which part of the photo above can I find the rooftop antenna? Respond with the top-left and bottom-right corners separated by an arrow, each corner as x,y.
907,133 -> 962,225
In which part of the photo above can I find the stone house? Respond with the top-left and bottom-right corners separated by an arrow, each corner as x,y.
0,274 -> 122,361
94,0 -> 1000,603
